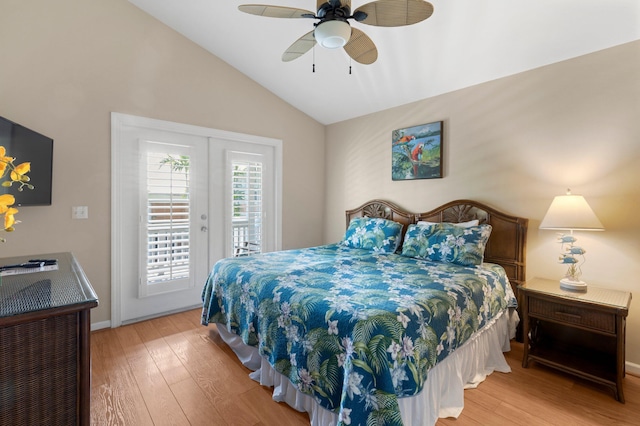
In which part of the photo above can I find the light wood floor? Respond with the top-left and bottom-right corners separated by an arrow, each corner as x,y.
91,309 -> 640,425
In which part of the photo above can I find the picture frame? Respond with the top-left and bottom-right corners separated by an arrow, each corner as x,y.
392,121 -> 443,180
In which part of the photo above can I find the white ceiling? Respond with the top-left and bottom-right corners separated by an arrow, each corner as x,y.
128,0 -> 640,125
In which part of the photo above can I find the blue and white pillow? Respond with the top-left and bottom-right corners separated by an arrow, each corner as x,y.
342,217 -> 403,253
401,222 -> 492,266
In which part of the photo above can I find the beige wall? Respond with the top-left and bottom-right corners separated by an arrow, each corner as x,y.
324,40 -> 640,366
0,0 -> 325,324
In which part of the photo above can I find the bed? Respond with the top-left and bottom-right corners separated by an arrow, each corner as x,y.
201,199 -> 528,426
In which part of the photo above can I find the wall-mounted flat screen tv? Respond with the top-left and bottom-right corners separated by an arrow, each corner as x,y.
0,116 -> 53,206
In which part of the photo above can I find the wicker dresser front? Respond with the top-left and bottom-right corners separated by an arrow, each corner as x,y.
0,253 -> 98,426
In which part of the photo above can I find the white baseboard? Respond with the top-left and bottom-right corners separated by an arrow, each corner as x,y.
90,304 -> 200,332
627,361 -> 640,377
91,320 -> 111,331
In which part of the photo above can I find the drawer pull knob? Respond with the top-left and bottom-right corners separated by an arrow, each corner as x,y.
554,311 -> 581,320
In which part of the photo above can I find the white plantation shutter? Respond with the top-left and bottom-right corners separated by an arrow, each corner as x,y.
228,152 -> 263,257
140,142 -> 194,295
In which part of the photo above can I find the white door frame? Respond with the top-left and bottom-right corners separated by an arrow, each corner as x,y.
111,112 -> 282,328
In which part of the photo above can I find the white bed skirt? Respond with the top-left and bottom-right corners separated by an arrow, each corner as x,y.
216,308 -> 519,426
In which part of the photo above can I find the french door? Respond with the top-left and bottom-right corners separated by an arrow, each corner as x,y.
111,113 -> 281,326
139,139 -> 208,298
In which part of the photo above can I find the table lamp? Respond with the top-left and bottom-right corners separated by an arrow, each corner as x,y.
539,189 -> 604,290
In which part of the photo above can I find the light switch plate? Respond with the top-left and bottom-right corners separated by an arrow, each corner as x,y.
72,206 -> 88,219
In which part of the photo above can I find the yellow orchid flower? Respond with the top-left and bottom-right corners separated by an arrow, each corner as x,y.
4,206 -> 18,231
10,162 -> 31,183
0,145 -> 34,241
0,194 -> 15,213
0,146 -> 15,179
0,146 -> 15,161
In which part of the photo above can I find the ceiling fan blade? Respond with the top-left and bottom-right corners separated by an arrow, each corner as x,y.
343,28 -> 378,64
354,0 -> 434,27
239,4 -> 315,19
282,31 -> 317,62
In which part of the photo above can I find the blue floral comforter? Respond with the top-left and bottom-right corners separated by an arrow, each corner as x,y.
201,244 -> 516,426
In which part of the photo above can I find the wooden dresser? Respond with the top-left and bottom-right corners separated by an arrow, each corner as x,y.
0,252 -> 98,425
519,278 -> 631,402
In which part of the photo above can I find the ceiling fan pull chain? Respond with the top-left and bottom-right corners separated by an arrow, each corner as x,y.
312,46 -> 316,73
349,57 -> 352,75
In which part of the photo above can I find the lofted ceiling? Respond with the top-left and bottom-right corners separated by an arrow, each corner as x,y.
128,0 -> 640,125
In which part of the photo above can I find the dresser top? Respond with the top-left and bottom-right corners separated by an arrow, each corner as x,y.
0,252 -> 98,318
520,277 -> 631,310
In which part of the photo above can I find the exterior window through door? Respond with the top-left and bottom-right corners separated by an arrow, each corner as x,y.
141,143 -> 195,297
231,159 -> 263,257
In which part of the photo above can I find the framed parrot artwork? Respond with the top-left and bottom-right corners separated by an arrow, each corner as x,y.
392,121 -> 443,180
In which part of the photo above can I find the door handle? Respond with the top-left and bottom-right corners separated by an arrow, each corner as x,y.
201,226 -> 208,232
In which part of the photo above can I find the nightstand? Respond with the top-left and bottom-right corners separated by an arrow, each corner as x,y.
519,278 -> 631,402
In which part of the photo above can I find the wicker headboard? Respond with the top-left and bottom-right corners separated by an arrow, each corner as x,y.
345,199 -> 528,294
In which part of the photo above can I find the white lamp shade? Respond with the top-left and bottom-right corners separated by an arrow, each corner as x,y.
314,20 -> 351,49
539,193 -> 604,231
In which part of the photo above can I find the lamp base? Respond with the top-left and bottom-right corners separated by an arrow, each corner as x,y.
560,277 -> 587,291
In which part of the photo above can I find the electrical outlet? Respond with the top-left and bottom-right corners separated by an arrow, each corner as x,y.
72,206 -> 88,219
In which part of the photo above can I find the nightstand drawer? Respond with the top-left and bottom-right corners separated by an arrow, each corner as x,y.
529,297 -> 615,333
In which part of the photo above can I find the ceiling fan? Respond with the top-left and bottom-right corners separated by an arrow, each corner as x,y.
238,0 -> 434,65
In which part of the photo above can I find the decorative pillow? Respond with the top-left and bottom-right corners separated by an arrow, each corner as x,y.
342,217 -> 403,253
401,222 -> 492,266
416,219 -> 479,228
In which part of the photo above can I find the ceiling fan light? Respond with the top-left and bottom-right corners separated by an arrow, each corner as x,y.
314,20 -> 351,49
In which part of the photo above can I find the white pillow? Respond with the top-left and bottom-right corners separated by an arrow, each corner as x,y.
416,219 -> 480,228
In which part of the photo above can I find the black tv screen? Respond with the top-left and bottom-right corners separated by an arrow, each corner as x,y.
0,116 -> 53,206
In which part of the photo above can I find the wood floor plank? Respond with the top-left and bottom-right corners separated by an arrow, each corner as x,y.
149,314 -> 185,338
177,323 -> 256,390
114,326 -> 190,426
180,308 -> 205,328
90,328 -> 108,389
168,310 -> 201,333
438,343 -> 640,426
92,309 -> 640,426
91,329 -> 154,426
137,325 -> 193,386
162,327 -> 257,405
170,377 -> 227,426
132,318 -> 164,344
234,386 -> 311,426
127,316 -> 195,386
